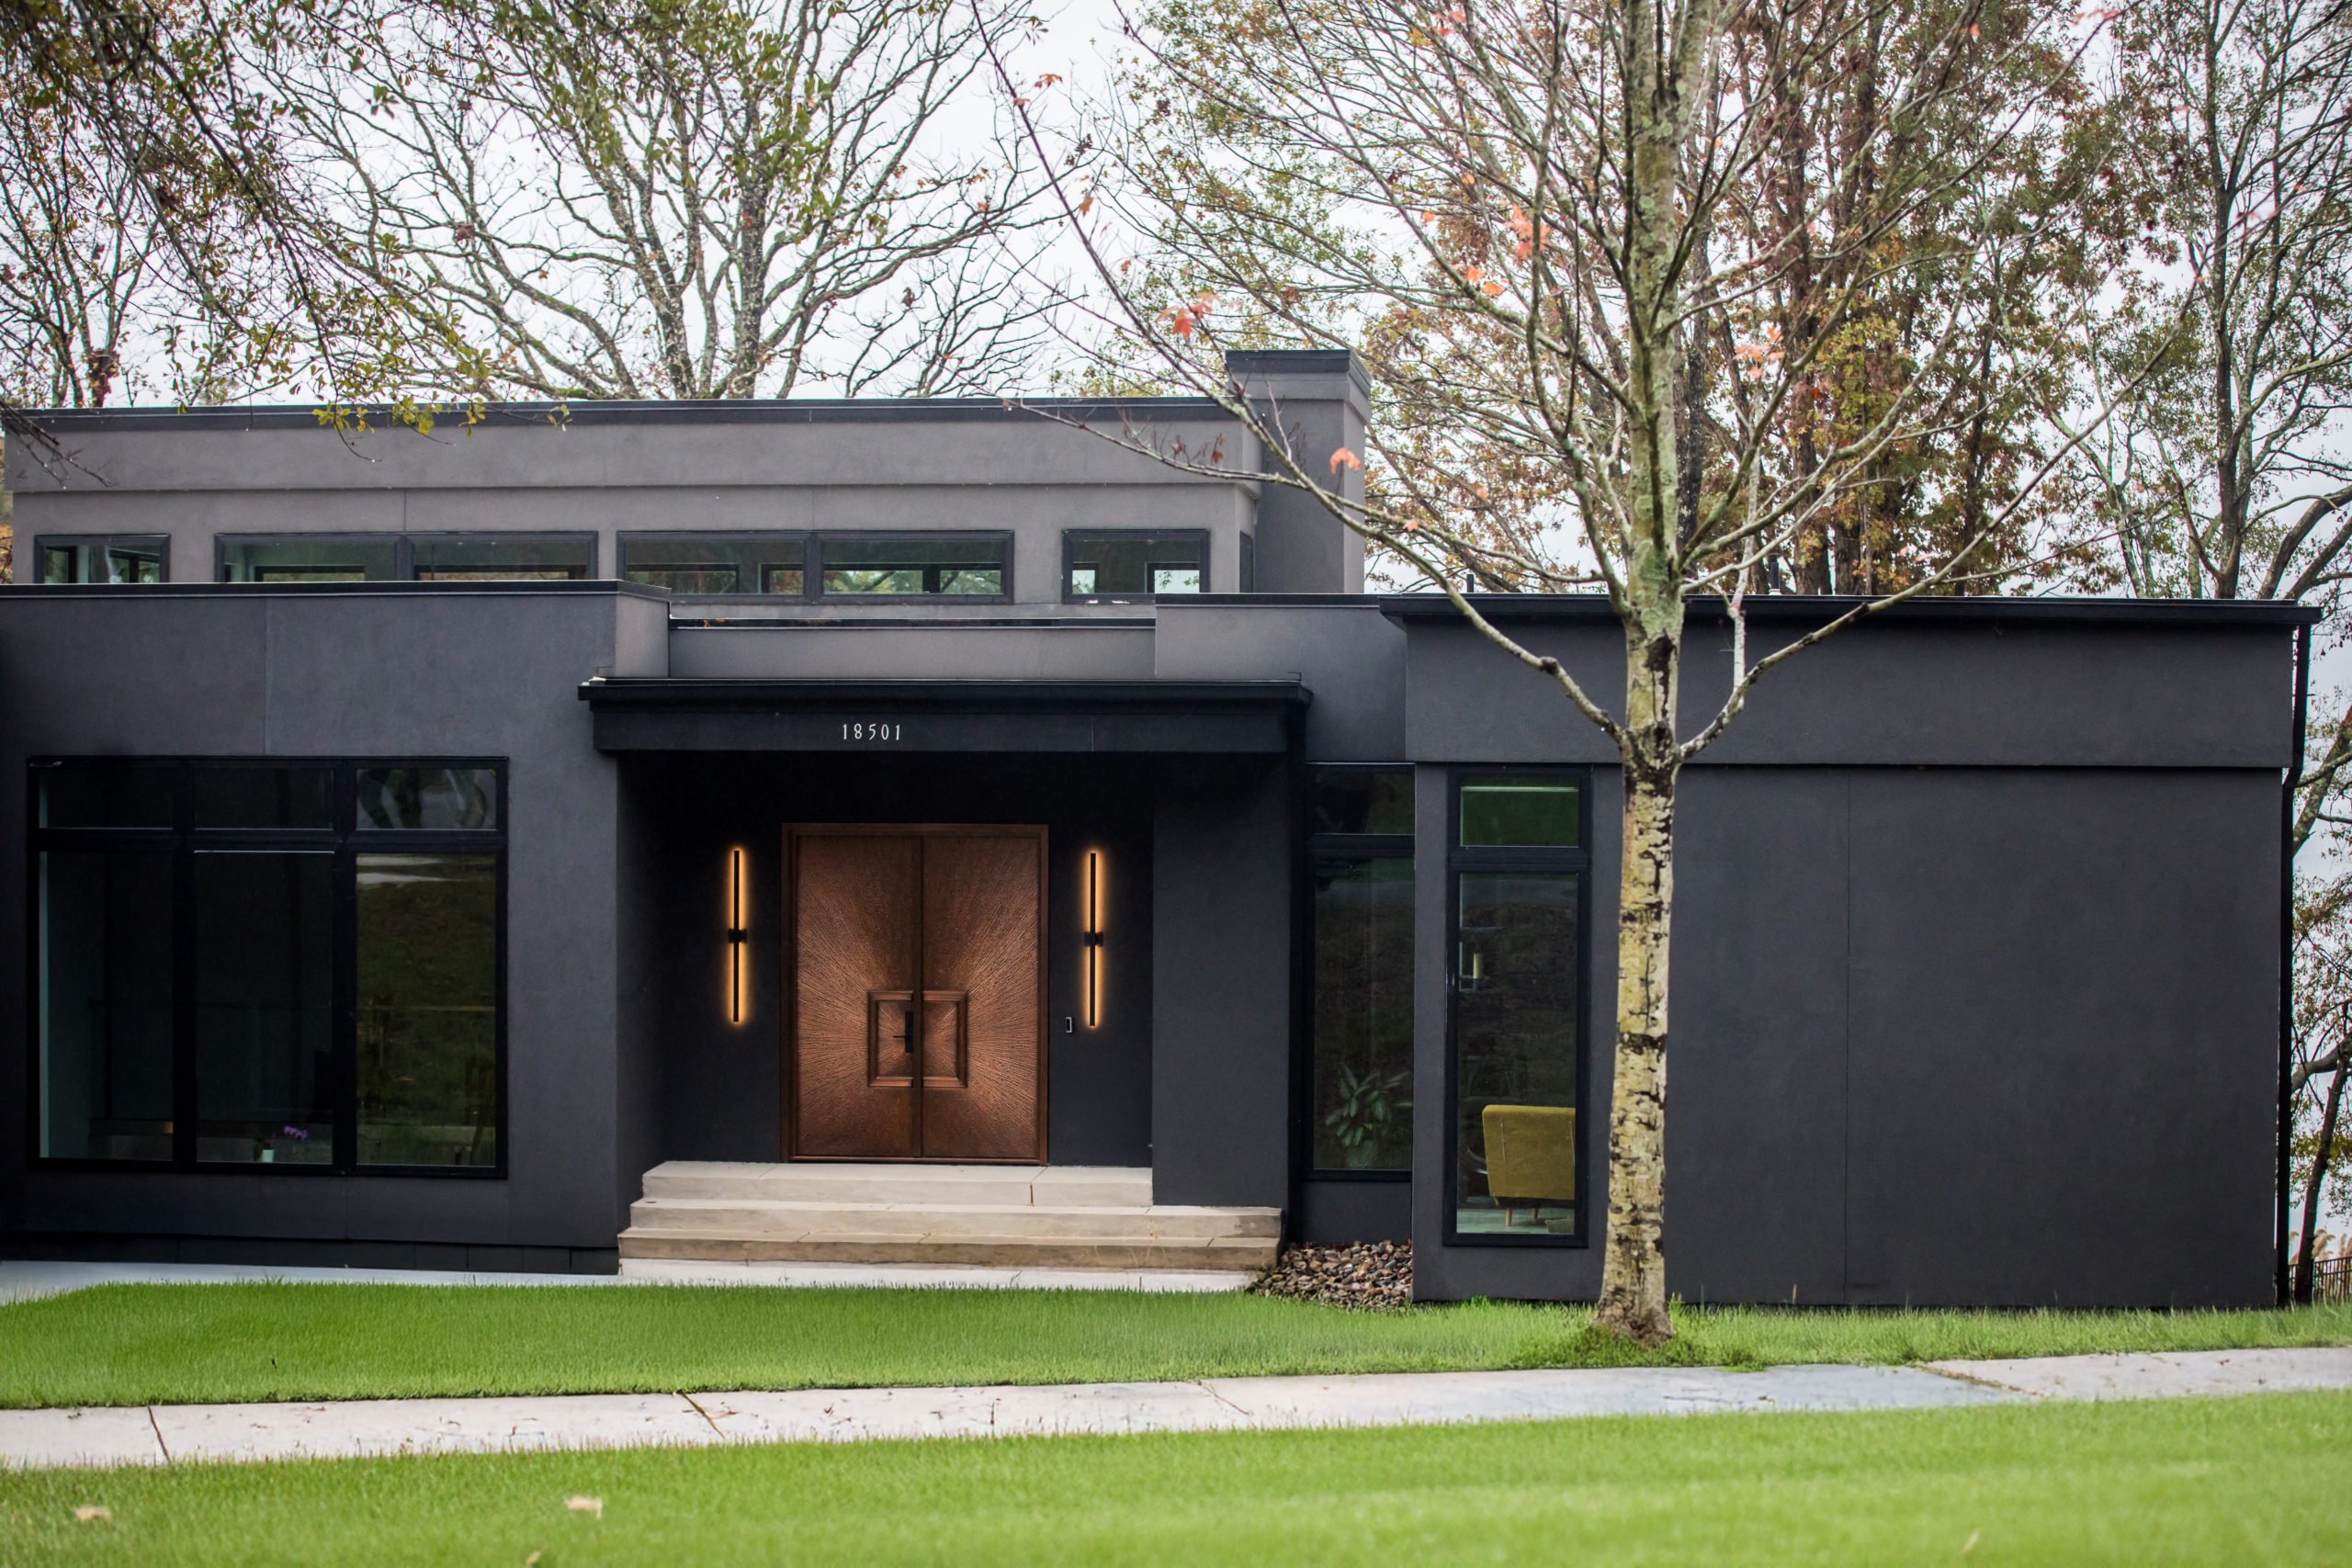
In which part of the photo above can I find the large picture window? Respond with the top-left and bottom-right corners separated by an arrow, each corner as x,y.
31,758 -> 506,1174
1447,770 -> 1587,1244
1307,766 -> 1415,1175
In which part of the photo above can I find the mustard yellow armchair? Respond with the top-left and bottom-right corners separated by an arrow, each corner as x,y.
1482,1104 -> 1576,1226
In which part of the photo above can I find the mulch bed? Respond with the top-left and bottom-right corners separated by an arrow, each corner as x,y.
1250,1241 -> 1412,1309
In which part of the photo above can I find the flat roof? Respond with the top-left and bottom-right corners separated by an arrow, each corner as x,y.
1374,592 -> 2322,629
8,396 -> 1240,434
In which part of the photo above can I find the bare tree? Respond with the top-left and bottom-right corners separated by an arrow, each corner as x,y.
272,0 -> 1060,400
999,0 -> 2111,1341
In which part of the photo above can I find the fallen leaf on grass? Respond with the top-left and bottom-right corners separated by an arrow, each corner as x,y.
566,1495 -> 604,1518
74,1506 -> 110,1523
526,1553 -> 542,1565
1962,1531 -> 1980,1555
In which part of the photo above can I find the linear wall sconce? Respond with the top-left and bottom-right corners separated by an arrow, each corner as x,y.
1084,849 -> 1104,1029
727,847 -> 748,1025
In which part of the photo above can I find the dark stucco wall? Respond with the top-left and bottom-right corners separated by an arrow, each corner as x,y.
0,583 -> 665,1269
1403,606 -> 2293,1307
1153,753 -> 1295,1206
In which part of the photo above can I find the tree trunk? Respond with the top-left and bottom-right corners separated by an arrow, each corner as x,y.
1595,746 -> 1679,1344
2296,1061 -> 2345,1303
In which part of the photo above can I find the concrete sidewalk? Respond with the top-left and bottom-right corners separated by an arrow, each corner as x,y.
4,1348 -> 2348,1470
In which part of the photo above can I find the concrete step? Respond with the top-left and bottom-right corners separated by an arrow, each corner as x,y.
616,1228 -> 1281,1271
640,1161 -> 1152,1208
627,1197 -> 1282,1241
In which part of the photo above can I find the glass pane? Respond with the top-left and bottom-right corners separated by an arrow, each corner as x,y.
820,536 -> 1004,596
1310,768 -> 1414,836
1460,776 -> 1579,847
1067,535 -> 1203,597
41,764 -> 175,829
357,854 -> 497,1166
1312,858 -> 1415,1170
413,537 -> 592,581
1453,871 -> 1579,1235
40,852 -> 175,1160
39,545 -> 81,584
194,852 -> 334,1164
621,536 -> 805,596
194,767 -> 334,829
221,538 -> 398,583
356,768 -> 498,830
105,544 -> 164,584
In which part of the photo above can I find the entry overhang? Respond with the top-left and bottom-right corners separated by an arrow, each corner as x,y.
578,677 -> 1309,753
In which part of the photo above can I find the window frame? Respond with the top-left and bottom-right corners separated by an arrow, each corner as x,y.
34,535 -> 172,585
1303,763 -> 1417,1182
26,756 -> 510,1179
616,531 -> 814,600
814,531 -> 1014,604
1060,529 -> 1213,604
1442,765 -> 1592,1247
213,534 -> 597,582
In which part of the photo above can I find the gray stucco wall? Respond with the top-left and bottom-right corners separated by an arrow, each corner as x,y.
0,583 -> 665,1269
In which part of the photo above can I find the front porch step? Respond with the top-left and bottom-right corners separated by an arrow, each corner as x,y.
619,1161 -> 1281,1273
616,1229 -> 1279,1270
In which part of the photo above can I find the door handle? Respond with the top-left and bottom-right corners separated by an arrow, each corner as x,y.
899,1009 -> 915,1051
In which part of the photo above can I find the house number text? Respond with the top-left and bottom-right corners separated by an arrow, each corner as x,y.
841,722 -> 903,741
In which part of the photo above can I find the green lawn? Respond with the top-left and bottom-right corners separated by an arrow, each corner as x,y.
2,1282 -> 2349,1409
5,1392 -> 2349,1566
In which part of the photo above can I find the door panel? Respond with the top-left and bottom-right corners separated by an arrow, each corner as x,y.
919,834 -> 1043,1160
788,827 -> 1044,1161
793,834 -> 919,1157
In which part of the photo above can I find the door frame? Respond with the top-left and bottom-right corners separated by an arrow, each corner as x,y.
782,823 -> 1049,1163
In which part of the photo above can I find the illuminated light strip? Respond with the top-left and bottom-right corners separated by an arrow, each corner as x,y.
727,847 -> 748,1025
1084,850 -> 1102,1029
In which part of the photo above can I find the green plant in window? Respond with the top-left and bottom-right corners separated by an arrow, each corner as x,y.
1324,1065 -> 1412,1167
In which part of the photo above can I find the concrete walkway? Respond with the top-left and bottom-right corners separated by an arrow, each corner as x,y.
0,1258 -> 1258,1305
3,1348 -> 2349,1470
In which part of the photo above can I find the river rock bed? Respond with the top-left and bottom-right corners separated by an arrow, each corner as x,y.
1250,1241 -> 1412,1309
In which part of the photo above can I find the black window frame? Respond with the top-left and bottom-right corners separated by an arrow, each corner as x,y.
27,756 -> 510,1179
34,535 -> 172,585
1305,763 -> 1417,1181
616,531 -> 815,599
1060,529 -> 1212,604
814,531 -> 1014,603
214,534 -> 597,582
1442,765 -> 1592,1247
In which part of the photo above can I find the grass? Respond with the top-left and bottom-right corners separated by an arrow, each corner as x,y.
4,1392 -> 2350,1565
2,1282 -> 2350,1409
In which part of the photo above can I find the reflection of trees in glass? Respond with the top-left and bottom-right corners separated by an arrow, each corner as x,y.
356,855 -> 496,1166
1454,874 -> 1577,1204
1311,858 -> 1414,1168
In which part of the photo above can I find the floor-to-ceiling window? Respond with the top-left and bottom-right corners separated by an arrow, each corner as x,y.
1307,767 -> 1415,1173
1447,770 -> 1587,1242
33,758 -> 506,1174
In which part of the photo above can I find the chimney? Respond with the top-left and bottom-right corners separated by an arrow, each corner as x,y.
1222,349 -> 1370,594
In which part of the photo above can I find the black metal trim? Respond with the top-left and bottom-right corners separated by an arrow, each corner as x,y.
10,395 -> 1242,433
1301,763 -> 1421,1182
26,756 -> 510,1179
1060,528 -> 1213,604
2282,620 -> 2312,1302
1441,765 -> 1594,1248
579,677 -> 1311,709
812,531 -> 1015,604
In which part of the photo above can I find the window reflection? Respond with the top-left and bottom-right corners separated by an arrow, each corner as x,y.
357,768 -> 498,830
40,851 -> 175,1160
357,854 -> 498,1167
620,536 -> 807,596
1312,857 -> 1415,1170
1453,871 -> 1578,1234
194,852 -> 335,1164
820,536 -> 1005,596
1065,533 -> 1206,599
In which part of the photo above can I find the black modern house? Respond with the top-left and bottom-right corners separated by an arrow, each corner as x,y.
0,351 -> 2306,1306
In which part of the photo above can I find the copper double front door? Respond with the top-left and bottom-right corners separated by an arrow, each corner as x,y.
786,826 -> 1046,1162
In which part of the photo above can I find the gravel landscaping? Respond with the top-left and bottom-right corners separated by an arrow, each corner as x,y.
1251,1242 -> 1413,1309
